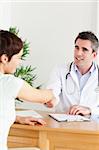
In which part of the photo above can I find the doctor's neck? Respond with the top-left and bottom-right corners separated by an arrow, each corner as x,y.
76,63 -> 93,75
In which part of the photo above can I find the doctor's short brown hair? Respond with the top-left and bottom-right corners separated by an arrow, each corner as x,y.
75,31 -> 99,52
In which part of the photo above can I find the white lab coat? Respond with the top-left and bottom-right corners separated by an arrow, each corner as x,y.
47,62 -> 99,115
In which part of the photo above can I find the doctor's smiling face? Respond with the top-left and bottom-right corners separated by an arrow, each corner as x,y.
74,31 -> 99,74
74,38 -> 97,71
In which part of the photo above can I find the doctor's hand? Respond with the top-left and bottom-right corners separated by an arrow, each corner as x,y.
15,116 -> 46,126
67,105 -> 91,116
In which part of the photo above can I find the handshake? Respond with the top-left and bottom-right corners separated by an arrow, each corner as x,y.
44,97 -> 59,108
42,89 -> 59,108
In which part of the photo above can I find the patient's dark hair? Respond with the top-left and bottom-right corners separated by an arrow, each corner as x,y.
0,30 -> 23,61
75,31 -> 99,52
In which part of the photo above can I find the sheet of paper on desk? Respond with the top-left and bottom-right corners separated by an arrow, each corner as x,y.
49,114 -> 90,122
16,110 -> 43,118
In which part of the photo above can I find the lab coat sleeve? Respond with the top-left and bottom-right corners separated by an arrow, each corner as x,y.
46,65 -> 62,105
90,107 -> 99,115
90,97 -> 99,115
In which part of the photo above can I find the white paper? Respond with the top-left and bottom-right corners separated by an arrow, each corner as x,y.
49,113 -> 90,122
16,110 -> 43,118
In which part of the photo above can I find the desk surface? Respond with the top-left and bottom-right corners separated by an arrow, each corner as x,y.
12,112 -> 99,133
8,111 -> 99,150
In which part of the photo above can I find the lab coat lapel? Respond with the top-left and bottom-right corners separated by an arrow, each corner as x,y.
82,68 -> 98,92
70,64 -> 79,89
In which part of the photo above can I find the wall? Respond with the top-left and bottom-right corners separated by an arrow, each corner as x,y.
0,1 -> 12,29
10,0 -> 97,85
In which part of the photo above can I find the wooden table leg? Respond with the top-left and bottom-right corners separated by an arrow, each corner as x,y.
38,131 -> 49,150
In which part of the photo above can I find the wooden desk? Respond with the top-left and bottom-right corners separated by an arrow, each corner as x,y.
8,112 -> 99,150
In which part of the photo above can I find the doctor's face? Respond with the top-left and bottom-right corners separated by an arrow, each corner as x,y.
74,39 -> 97,69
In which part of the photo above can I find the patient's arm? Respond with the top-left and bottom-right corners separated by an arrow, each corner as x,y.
17,81 -> 54,104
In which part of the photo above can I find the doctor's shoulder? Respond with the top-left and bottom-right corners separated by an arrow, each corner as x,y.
50,63 -> 69,78
56,63 -> 69,73
52,63 -> 68,72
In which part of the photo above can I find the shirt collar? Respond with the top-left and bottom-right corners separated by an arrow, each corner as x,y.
74,62 -> 95,74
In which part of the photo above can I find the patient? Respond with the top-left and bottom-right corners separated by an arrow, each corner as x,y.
0,30 -> 54,150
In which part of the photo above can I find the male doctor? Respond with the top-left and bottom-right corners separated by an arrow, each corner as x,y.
45,31 -> 99,116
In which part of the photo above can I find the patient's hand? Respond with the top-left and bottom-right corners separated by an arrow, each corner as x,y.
15,116 -> 46,126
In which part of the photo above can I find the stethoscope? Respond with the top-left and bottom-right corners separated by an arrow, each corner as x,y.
65,62 -> 99,95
